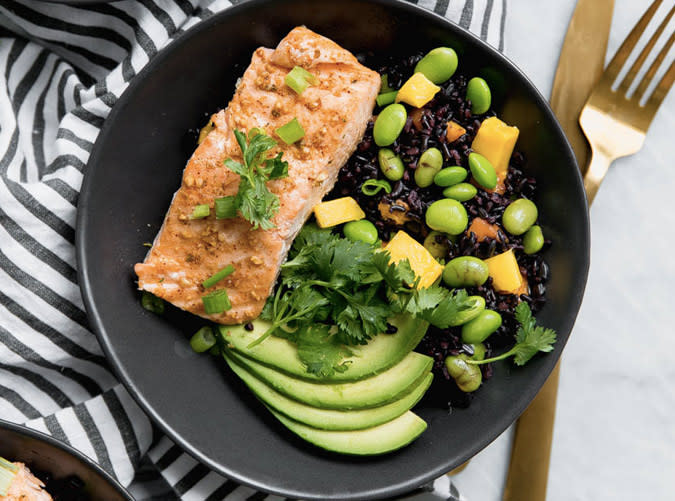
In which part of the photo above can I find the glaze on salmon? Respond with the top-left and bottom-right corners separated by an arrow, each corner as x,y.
134,27 -> 380,325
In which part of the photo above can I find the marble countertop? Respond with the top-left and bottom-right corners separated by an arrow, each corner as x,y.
451,1 -> 675,499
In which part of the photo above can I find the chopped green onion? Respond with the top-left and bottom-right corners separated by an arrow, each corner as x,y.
0,457 -> 18,496
202,289 -> 232,314
276,117 -> 305,145
380,74 -> 394,93
215,196 -> 237,219
361,179 -> 392,196
376,90 -> 398,107
202,264 -> 235,288
190,204 -> 210,219
190,326 -> 216,353
285,66 -> 318,95
142,242 -> 152,248
141,291 -> 165,315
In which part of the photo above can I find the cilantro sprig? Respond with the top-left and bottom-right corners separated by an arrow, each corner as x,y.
253,225 -> 475,376
467,302 -> 557,366
221,129 -> 289,230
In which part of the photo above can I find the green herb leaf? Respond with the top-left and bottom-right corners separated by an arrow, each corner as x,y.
468,302 -> 557,366
296,324 -> 352,377
222,129 -> 289,230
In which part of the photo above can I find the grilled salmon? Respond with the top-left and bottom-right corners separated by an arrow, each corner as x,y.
2,462 -> 52,501
134,27 -> 380,324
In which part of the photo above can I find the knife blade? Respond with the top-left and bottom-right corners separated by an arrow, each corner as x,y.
502,1 -> 614,500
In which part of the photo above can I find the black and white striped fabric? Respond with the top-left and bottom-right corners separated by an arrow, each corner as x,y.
0,0 -> 505,499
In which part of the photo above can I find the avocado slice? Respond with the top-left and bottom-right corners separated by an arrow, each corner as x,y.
225,349 -> 432,409
219,314 -> 428,382
269,408 -> 428,455
226,351 -> 433,430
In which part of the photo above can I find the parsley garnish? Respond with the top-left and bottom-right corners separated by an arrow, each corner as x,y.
223,129 -> 289,230
251,225 -> 475,376
468,302 -> 557,366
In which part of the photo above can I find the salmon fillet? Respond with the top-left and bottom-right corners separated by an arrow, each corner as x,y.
134,27 -> 380,325
3,462 -> 52,501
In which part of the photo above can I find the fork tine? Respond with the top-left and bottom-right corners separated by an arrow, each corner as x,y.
602,0 -> 662,85
617,2 -> 675,95
644,60 -> 675,119
634,29 -> 675,100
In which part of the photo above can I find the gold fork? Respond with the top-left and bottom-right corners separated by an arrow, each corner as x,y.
580,0 -> 675,205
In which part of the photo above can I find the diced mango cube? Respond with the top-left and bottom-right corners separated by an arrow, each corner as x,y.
385,231 -> 443,289
471,116 -> 519,177
395,72 -> 440,108
314,197 -> 365,228
485,249 -> 524,294
446,121 -> 466,142
467,218 -> 502,242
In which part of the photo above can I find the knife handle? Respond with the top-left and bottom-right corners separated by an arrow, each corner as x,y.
502,361 -> 560,501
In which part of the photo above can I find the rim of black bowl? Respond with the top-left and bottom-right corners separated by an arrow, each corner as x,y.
0,419 -> 133,500
76,0 -> 590,498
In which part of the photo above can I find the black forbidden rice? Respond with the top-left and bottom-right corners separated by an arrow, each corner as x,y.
327,51 -> 552,409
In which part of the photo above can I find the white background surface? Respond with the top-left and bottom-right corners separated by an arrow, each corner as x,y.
451,1 -> 675,499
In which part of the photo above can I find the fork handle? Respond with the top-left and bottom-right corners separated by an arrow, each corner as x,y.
584,148 -> 614,205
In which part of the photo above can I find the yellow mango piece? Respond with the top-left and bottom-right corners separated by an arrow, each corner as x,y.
313,197 -> 365,228
471,116 -> 519,177
445,121 -> 466,143
485,249 -> 523,294
385,231 -> 443,289
395,72 -> 440,108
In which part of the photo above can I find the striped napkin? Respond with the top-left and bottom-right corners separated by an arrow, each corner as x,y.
0,0 -> 505,499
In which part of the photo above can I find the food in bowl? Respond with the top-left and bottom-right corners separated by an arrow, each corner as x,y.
135,27 -> 556,454
1,457 -> 52,500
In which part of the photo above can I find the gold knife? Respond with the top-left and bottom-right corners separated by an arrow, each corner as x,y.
502,1 -> 614,500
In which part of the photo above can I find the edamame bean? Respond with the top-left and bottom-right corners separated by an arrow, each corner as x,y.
468,152 -> 497,189
425,199 -> 468,235
343,220 -> 378,245
434,166 -> 467,187
414,147 -> 444,188
461,310 -> 502,344
523,225 -> 545,254
423,231 -> 450,260
443,182 -> 477,202
445,355 -> 482,392
373,103 -> 407,146
466,77 -> 492,114
470,343 -> 487,361
449,295 -> 486,327
502,198 -> 538,235
378,148 -> 405,181
414,47 -> 459,84
442,256 -> 489,287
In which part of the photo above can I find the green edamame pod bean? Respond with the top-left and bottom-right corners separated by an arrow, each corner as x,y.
378,148 -> 405,181
414,47 -> 459,84
442,256 -> 489,288
468,152 -> 497,189
502,198 -> 538,235
445,355 -> 482,392
414,147 -> 444,188
466,77 -> 492,114
470,343 -> 487,361
343,220 -> 378,245
443,182 -> 477,202
449,295 -> 486,327
434,166 -> 467,187
425,199 -> 468,235
423,231 -> 450,260
373,103 -> 407,146
523,225 -> 545,254
461,310 -> 503,344
190,326 -> 216,353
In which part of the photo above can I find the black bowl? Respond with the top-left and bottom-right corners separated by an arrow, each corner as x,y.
77,0 -> 590,499
0,420 -> 132,500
